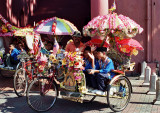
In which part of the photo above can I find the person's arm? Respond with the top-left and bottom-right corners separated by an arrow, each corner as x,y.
99,61 -> 113,73
89,59 -> 114,74
87,53 -> 95,69
9,50 -> 12,54
10,49 -> 16,57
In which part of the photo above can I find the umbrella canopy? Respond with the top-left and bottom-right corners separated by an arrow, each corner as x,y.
85,39 -> 109,47
34,17 -> 79,35
83,12 -> 143,38
117,38 -> 144,50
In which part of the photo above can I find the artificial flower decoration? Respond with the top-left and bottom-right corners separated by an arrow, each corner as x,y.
131,48 -> 138,56
62,52 -> 84,69
69,61 -> 74,67
1,25 -> 8,33
49,54 -> 58,63
62,58 -> 67,65
119,45 -> 131,53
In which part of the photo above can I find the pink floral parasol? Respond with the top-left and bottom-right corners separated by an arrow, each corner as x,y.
83,11 -> 143,38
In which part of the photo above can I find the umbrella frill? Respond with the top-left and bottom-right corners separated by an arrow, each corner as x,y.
83,12 -> 143,38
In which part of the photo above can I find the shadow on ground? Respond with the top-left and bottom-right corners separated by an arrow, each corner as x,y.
0,95 -> 114,113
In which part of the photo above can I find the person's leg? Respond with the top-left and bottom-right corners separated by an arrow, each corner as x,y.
90,74 -> 97,89
6,54 -> 12,67
84,71 -> 92,87
96,73 -> 110,91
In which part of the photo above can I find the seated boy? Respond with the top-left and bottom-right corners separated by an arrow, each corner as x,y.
83,46 -> 95,88
4,44 -> 20,68
88,47 -> 115,95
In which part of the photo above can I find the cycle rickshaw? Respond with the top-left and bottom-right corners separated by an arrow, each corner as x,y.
24,11 -> 143,112
26,48 -> 133,112
0,24 -> 34,78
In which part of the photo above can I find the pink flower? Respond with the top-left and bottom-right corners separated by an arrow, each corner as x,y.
74,76 -> 82,80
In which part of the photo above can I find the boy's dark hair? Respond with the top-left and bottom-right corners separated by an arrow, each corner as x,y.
10,44 -> 15,47
84,46 -> 91,52
96,47 -> 107,52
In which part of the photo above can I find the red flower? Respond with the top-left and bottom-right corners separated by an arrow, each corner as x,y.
75,62 -> 79,66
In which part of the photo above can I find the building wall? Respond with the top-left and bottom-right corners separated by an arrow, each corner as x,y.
0,0 -> 160,74
0,0 -> 91,45
0,0 -> 38,26
109,0 -> 160,74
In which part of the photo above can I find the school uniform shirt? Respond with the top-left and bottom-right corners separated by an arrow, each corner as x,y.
83,58 -> 92,71
95,57 -> 115,78
11,48 -> 20,61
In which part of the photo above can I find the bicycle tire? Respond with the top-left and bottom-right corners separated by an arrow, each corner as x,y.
14,68 -> 28,97
107,75 -> 131,112
27,77 -> 57,112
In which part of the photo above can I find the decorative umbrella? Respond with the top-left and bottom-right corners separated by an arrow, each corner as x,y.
83,1 -> 143,38
34,17 -> 79,35
85,39 -> 109,47
117,38 -> 144,50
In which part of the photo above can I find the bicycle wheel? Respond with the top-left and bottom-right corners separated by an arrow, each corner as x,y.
27,77 -> 57,112
107,76 -> 131,112
14,69 -> 28,97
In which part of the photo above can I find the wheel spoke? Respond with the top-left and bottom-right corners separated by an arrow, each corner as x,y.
107,76 -> 131,112
27,77 -> 57,112
14,69 -> 27,97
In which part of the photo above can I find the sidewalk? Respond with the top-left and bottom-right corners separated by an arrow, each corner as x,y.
123,77 -> 160,113
0,76 -> 159,113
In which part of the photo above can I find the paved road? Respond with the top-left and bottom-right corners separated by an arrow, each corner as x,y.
0,76 -> 160,113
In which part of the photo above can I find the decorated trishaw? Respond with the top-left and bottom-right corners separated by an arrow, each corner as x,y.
25,3 -> 144,111
0,14 -> 35,77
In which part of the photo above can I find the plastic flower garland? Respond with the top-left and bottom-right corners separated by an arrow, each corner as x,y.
36,53 -> 48,73
62,52 -> 84,68
62,52 -> 84,83
1,25 -> 8,33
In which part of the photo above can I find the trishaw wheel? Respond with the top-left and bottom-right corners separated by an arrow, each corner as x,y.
14,69 -> 28,97
26,77 -> 57,112
83,95 -> 96,103
107,76 -> 131,112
